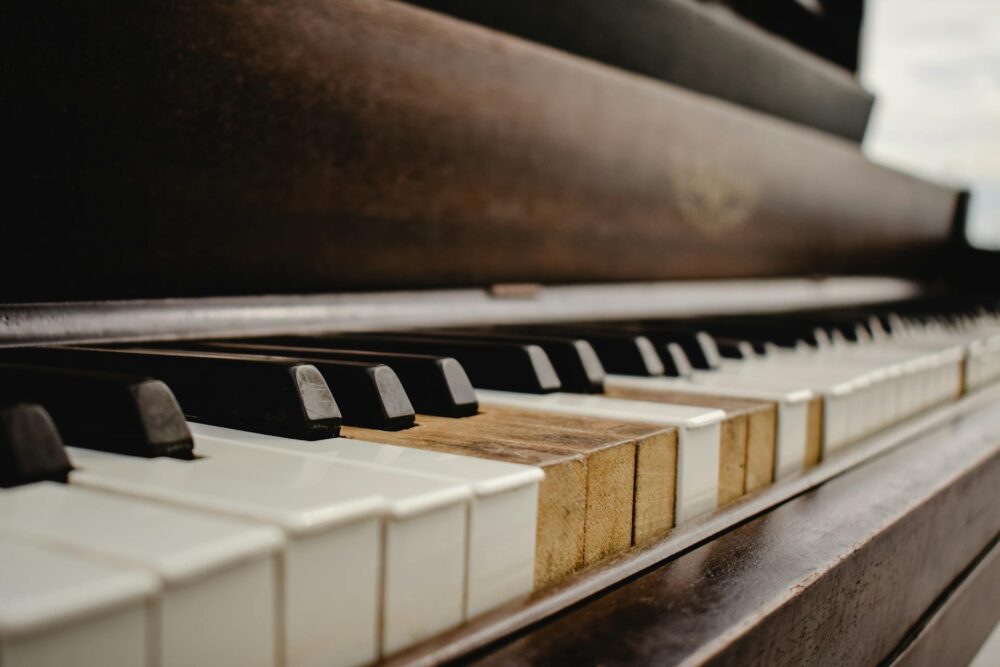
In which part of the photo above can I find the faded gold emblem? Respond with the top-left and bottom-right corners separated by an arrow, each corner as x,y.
668,151 -> 758,237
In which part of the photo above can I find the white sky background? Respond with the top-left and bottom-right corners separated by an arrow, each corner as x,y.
861,0 -> 1000,248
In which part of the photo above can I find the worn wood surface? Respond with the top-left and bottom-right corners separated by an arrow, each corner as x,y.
717,414 -> 748,506
744,404 -> 777,491
462,398 -> 1000,667
343,406 -> 677,586
377,385 -> 1000,666
890,538 -> 1000,667
406,0 -> 874,142
5,0 -> 958,302
456,409 -> 678,555
344,420 -> 587,587
806,397 -> 824,467
604,385 -> 777,499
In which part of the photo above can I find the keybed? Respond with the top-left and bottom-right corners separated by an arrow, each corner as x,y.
0,298 -> 998,665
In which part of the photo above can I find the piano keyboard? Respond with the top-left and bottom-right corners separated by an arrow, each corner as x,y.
1,301 -> 999,666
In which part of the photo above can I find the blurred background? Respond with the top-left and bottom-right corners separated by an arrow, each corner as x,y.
862,0 -> 1000,248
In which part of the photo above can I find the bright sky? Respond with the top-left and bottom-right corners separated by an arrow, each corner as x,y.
861,0 -> 1000,248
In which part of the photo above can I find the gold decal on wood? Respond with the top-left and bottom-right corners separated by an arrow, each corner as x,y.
668,151 -> 759,237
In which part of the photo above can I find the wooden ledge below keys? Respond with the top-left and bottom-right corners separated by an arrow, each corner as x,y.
604,386 -> 776,501
342,407 -> 678,587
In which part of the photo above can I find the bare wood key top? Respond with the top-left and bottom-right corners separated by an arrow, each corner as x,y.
344,406 -> 678,585
604,385 -> 778,497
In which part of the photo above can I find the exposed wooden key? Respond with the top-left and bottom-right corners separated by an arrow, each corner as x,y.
3,348 -> 341,440
604,385 -> 777,498
0,364 -> 193,459
475,391 -> 724,524
188,421 -> 542,619
606,373 -> 816,479
344,406 -> 678,585
451,408 -> 679,546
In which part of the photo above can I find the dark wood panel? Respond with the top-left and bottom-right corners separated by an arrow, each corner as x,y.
708,0 -> 865,73
459,399 -> 1000,666
5,0 -> 958,301
406,0 -> 874,141
889,538 -> 1000,667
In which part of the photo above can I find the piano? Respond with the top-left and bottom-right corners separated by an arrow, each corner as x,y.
1,1 -> 998,666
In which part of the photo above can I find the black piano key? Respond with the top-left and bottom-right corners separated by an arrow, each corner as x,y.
282,334 -> 562,394
0,403 -> 74,487
601,324 -> 722,371
2,348 -> 341,441
200,341 -> 478,417
714,337 -> 755,360
148,345 -> 416,430
499,325 -> 665,377
260,359 -> 413,431
413,329 -> 605,393
798,318 -> 856,343
668,318 -> 813,350
0,363 -> 193,459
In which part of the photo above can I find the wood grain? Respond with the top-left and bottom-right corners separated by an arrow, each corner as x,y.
452,409 -> 679,549
890,539 -> 1000,667
407,0 -> 874,142
343,406 -> 677,586
806,397 -> 825,467
466,398 -> 1000,667
5,0 -> 958,302
745,404 -> 777,492
604,386 -> 778,500
717,414 -> 748,506
427,414 -> 635,565
632,428 -> 678,545
342,420 -> 588,587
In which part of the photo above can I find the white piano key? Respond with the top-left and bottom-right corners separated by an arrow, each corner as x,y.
0,533 -> 158,667
691,341 -> 968,452
603,374 -> 813,480
0,482 -> 283,667
188,422 -> 543,619
67,440 -> 471,662
476,390 -> 725,524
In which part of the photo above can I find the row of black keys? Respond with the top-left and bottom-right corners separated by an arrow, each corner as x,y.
0,298 -> 994,488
